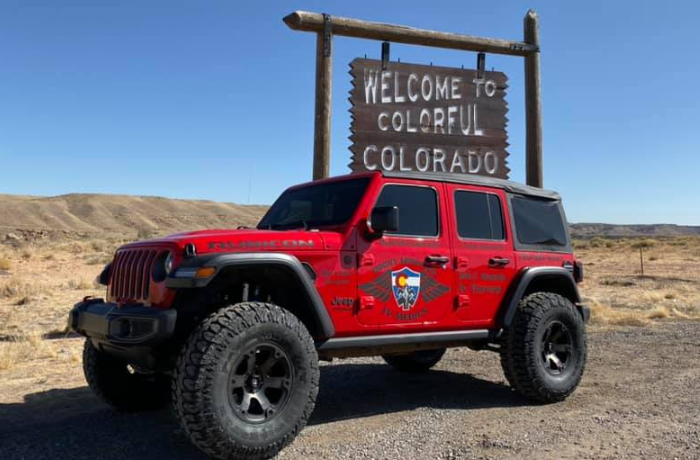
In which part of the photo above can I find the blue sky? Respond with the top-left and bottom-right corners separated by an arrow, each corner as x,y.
0,1 -> 698,225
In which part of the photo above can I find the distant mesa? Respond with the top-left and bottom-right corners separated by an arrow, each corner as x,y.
569,223 -> 700,238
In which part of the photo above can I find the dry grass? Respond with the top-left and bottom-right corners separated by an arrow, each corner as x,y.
0,256 -> 11,270
589,301 -> 652,327
577,236 -> 700,326
0,277 -> 39,299
0,238 -> 108,338
67,279 -> 94,290
0,332 -> 58,371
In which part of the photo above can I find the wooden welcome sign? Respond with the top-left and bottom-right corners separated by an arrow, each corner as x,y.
284,10 -> 543,186
349,58 -> 509,179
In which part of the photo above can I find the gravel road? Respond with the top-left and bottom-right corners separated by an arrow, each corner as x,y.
1,322 -> 698,460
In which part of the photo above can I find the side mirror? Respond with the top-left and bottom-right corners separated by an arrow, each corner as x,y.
369,206 -> 399,235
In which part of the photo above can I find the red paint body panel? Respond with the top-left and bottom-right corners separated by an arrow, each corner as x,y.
106,172 -> 576,337
444,183 -> 517,329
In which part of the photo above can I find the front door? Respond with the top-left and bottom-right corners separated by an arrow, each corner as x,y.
446,184 -> 516,327
356,181 -> 454,329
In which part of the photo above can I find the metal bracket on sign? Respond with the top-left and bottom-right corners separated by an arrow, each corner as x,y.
381,41 -> 390,70
322,13 -> 332,57
477,52 -> 486,79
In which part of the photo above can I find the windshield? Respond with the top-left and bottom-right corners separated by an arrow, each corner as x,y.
258,178 -> 370,230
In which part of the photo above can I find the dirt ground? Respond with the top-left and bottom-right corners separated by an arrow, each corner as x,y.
0,323 -> 698,460
1,236 -> 699,459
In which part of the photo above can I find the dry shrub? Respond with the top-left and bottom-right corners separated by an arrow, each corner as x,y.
0,277 -> 33,299
646,306 -> 671,320
589,302 -> 651,327
0,341 -> 23,371
670,308 -> 698,320
67,279 -> 93,290
137,228 -> 155,240
573,240 -> 589,250
589,300 -> 698,326
85,256 -> 103,265
666,236 -> 699,247
89,240 -> 108,252
600,278 -> 636,287
589,237 -> 606,248
0,256 -> 11,270
62,241 -> 86,254
68,347 -> 81,364
631,238 -> 657,249
0,332 -> 57,370
84,253 -> 112,265
639,290 -> 666,303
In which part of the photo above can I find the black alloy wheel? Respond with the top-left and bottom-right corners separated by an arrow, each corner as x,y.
540,320 -> 575,376
229,343 -> 294,424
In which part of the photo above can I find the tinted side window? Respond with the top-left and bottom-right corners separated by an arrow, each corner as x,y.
375,185 -> 438,237
454,191 -> 504,240
512,196 -> 568,246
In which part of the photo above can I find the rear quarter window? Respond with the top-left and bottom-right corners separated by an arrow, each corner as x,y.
511,196 -> 570,250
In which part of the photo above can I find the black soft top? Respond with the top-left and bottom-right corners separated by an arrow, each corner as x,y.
382,171 -> 560,201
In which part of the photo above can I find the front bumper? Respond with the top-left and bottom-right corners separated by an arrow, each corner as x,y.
68,298 -> 176,346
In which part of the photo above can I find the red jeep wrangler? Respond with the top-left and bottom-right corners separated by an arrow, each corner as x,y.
69,171 -> 588,460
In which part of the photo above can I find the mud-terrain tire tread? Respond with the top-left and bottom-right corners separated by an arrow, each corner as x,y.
172,302 -> 319,460
500,292 -> 587,403
382,348 -> 446,372
82,339 -> 170,412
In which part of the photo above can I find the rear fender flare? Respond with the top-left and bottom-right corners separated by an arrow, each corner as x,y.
498,267 -> 583,328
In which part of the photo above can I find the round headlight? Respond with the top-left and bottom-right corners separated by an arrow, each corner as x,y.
164,252 -> 174,275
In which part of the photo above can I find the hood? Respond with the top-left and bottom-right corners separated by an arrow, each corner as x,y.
122,228 -> 331,254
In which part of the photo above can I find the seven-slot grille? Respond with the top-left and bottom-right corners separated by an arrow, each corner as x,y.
110,248 -> 160,303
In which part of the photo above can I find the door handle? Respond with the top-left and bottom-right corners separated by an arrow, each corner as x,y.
425,255 -> 450,266
488,257 -> 511,267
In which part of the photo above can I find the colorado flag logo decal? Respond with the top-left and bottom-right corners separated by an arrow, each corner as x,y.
391,267 -> 421,311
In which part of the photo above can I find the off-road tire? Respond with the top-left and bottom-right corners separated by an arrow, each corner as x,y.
382,348 -> 446,372
172,302 -> 319,460
500,292 -> 587,403
82,339 -> 170,412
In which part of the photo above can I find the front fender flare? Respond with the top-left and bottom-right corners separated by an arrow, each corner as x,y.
166,253 -> 335,338
498,267 -> 584,328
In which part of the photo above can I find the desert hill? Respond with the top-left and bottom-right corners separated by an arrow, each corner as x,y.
0,193 -> 268,239
0,193 -> 698,240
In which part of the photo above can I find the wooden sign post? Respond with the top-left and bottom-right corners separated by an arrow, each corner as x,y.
284,10 -> 544,187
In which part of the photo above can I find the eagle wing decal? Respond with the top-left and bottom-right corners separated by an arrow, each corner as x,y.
358,271 -> 393,303
421,271 -> 451,303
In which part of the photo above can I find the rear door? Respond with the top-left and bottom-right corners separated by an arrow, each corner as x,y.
356,180 -> 454,330
446,184 -> 516,327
